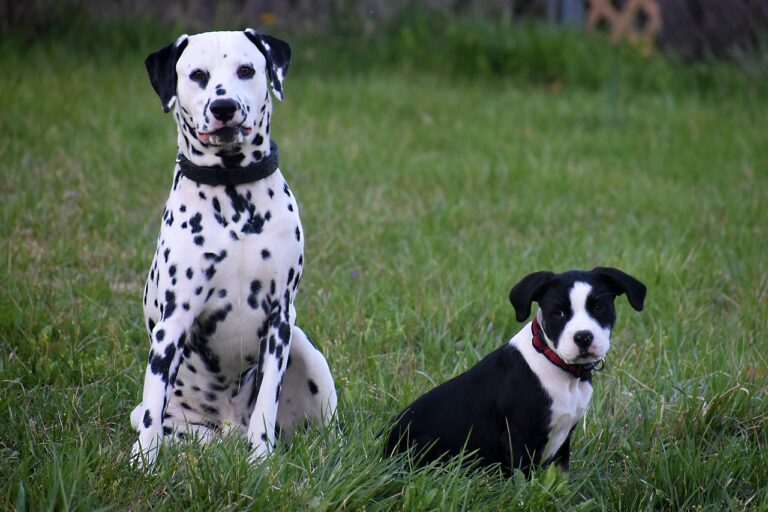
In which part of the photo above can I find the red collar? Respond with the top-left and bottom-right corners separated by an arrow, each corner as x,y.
531,317 -> 603,380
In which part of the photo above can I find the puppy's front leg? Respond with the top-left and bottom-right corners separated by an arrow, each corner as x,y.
550,432 -> 572,473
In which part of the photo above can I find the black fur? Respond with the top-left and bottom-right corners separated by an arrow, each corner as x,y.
244,29 -> 291,99
386,268 -> 646,476
145,36 -> 189,113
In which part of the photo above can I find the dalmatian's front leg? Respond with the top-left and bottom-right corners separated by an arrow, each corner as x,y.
247,305 -> 293,462
131,313 -> 194,468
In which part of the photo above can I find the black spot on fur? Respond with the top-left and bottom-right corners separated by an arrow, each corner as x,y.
287,268 -> 294,286
261,249 -> 270,259
308,379 -> 319,395
248,280 -> 262,309
278,322 -> 291,345
150,343 -> 177,382
201,305 -> 231,336
216,150 -> 245,168
201,404 -> 219,416
164,290 -> 177,319
143,410 -> 153,428
204,250 -> 227,262
186,267 -> 194,279
194,235 -> 205,246
189,213 -> 203,233
242,213 -> 265,235
155,329 -> 165,342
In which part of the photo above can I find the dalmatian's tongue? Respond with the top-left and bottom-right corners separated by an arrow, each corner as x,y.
197,132 -> 210,143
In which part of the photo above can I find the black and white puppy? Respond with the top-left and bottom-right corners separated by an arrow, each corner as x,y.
385,267 -> 646,476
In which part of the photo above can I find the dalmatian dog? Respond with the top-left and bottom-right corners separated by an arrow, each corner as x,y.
129,30 -> 337,467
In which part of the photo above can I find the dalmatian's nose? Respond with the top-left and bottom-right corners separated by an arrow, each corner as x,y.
209,99 -> 238,122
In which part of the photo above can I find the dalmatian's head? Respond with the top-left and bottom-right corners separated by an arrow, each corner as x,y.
509,267 -> 646,365
145,30 -> 290,164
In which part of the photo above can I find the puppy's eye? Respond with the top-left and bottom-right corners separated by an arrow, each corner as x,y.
592,303 -> 603,311
189,69 -> 208,82
552,309 -> 566,319
237,65 -> 255,79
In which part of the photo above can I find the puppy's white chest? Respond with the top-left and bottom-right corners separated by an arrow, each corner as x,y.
542,379 -> 593,462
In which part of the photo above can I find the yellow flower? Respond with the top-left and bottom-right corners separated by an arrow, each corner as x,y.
260,12 -> 277,25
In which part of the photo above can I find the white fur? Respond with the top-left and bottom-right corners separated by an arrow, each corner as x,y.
509,313 -> 595,463
553,282 -> 611,364
175,32 -> 270,163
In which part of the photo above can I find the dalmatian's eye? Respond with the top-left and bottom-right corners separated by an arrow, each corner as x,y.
237,65 -> 255,79
189,69 -> 209,82
552,309 -> 566,319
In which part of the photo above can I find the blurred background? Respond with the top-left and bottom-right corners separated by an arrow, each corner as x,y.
3,0 -> 768,82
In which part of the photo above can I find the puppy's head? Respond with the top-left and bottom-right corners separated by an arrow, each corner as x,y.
509,268 -> 646,364
145,30 -> 290,150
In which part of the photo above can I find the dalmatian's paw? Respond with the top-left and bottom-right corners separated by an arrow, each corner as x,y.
131,433 -> 161,470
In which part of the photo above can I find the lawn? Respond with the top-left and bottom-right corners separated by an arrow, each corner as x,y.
1,28 -> 767,511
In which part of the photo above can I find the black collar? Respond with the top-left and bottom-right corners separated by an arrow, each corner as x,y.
531,317 -> 604,380
176,140 -> 279,186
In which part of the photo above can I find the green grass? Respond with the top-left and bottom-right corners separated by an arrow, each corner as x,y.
1,28 -> 767,511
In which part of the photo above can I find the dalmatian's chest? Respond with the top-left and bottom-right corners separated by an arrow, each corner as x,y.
144,170 -> 303,379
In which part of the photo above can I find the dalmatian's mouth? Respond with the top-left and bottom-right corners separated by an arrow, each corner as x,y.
198,125 -> 253,145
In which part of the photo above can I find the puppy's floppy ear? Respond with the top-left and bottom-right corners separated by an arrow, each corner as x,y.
145,34 -> 189,113
244,29 -> 291,101
592,267 -> 647,312
509,271 -> 556,322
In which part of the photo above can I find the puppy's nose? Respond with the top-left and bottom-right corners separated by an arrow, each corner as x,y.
574,331 -> 594,348
210,99 -> 237,122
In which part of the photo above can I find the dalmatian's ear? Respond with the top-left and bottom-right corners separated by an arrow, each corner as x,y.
509,271 -> 556,322
145,34 -> 189,113
244,29 -> 291,101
